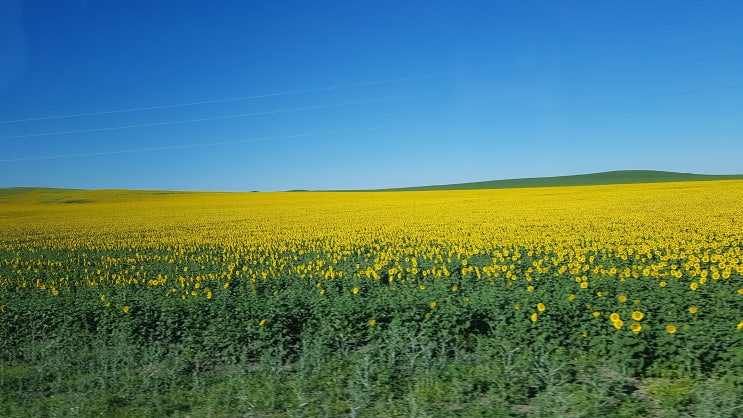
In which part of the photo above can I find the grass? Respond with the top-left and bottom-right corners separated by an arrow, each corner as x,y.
4,170 -> 743,196
372,170 -> 743,191
0,187 -> 191,205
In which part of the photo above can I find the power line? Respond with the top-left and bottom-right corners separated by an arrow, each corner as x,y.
0,125 -> 392,163
532,83 -> 743,112
4,76 -> 740,143
2,80 -> 739,145
3,81 -> 740,162
0,73 -> 451,125
0,93 -> 436,141
1,48 -> 740,126
573,52 -> 743,78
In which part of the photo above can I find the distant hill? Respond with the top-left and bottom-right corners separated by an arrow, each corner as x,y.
374,170 -> 743,191
0,187 -> 188,204
2,171 -> 742,198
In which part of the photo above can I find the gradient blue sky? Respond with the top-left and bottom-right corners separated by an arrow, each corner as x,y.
1,1 -> 741,191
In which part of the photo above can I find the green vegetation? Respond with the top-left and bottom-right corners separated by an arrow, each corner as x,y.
3,251 -> 742,417
0,188 -> 191,205
1,180 -> 742,416
6,170 -> 743,196
377,170 -> 743,191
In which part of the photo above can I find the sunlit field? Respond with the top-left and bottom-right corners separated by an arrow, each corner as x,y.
2,181 -> 742,416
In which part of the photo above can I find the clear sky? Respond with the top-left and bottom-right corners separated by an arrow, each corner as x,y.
1,1 -> 741,191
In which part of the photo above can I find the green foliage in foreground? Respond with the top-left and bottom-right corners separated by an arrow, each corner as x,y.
2,247 -> 743,417
8,327 -> 742,418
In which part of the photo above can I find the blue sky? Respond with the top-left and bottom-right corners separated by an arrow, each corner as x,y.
1,1 -> 741,191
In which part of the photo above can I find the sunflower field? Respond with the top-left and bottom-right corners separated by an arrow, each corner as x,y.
1,181 -> 742,417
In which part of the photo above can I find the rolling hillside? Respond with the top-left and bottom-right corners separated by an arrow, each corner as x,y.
2,170 -> 742,198
375,170 -> 743,191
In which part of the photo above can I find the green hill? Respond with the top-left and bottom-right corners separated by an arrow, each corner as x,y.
0,187 -> 188,204
375,170 -> 743,191
2,171 -> 742,197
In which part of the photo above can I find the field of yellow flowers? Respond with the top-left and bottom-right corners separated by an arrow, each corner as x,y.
1,181 -> 742,416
